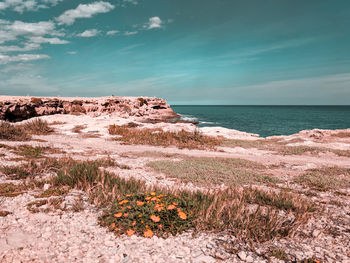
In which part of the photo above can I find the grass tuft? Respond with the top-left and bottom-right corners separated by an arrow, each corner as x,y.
109,125 -> 222,149
0,121 -> 30,141
294,166 -> 350,191
24,118 -> 54,135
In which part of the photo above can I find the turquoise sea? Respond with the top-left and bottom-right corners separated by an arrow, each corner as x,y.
171,106 -> 350,138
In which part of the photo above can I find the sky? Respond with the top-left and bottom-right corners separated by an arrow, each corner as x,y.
0,0 -> 350,105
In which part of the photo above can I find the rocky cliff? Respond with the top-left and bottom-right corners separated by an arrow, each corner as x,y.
0,96 -> 178,122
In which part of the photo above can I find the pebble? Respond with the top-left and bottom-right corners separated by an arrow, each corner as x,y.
238,251 -> 247,261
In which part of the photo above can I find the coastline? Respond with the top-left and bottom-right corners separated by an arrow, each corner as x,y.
1,96 -> 350,262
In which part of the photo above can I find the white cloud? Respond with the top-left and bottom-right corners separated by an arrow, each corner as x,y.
0,53 -> 50,64
147,16 -> 162,29
124,31 -> 137,36
56,1 -> 115,26
106,30 -> 119,35
78,29 -> 100,37
5,21 -> 56,36
67,51 -> 77,55
0,20 -> 68,55
29,36 -> 69,44
0,0 -> 64,13
0,43 -> 40,52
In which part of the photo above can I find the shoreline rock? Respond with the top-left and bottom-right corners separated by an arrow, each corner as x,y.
0,96 -> 178,122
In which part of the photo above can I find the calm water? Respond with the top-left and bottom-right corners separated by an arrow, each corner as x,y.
171,106 -> 350,137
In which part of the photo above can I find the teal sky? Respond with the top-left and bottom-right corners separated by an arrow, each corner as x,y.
0,0 -> 350,104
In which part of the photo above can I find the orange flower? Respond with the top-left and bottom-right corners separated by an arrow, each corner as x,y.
114,212 -> 123,218
154,204 -> 163,212
110,222 -> 116,228
138,214 -> 142,218
144,191 -> 148,194
125,194 -> 133,197
150,215 -> 161,222
178,211 -> 187,220
101,221 -> 105,225
132,221 -> 136,226
158,224 -> 163,229
118,200 -> 128,205
174,194 -> 179,198
141,220 -> 144,224
151,197 -> 158,201
123,213 -> 129,218
172,202 -> 178,206
145,196 -> 151,200
150,192 -> 156,196
167,204 -> 176,210
143,229 -> 153,238
114,227 -> 119,231
136,201 -> 144,206
126,229 -> 135,236
157,194 -> 164,198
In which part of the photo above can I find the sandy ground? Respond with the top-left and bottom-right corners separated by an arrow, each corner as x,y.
1,113 -> 350,262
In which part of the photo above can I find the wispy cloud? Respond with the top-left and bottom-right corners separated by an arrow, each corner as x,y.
124,31 -> 138,36
77,29 -> 100,38
29,36 -> 69,44
67,51 -> 77,55
106,30 -> 119,36
56,1 -> 115,26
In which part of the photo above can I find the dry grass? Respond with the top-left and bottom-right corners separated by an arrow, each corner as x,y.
0,119 -> 53,141
0,183 -> 27,197
109,125 -> 223,149
187,187 -> 313,242
120,151 -> 183,159
35,188 -> 68,198
148,157 -> 280,186
72,125 -> 86,133
222,138 -> 350,157
294,166 -> 350,191
0,121 -> 30,141
0,157 -> 119,180
221,139 -> 271,149
0,210 -> 11,217
23,118 -> 54,135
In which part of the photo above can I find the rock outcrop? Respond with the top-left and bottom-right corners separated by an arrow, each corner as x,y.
0,96 -> 178,122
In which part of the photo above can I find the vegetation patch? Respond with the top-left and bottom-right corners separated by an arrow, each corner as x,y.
120,151 -> 182,159
16,145 -> 43,158
1,156 -> 314,243
100,192 -> 192,238
109,125 -> 222,149
148,157 -> 279,186
23,118 -> 54,135
72,125 -> 86,133
294,166 -> 350,191
0,210 -> 11,217
35,188 -> 68,198
0,183 -> 27,197
0,121 -> 30,141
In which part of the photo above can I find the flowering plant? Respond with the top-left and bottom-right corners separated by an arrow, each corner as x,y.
99,192 -> 193,237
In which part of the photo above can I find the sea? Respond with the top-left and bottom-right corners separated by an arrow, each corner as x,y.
171,105 -> 350,138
